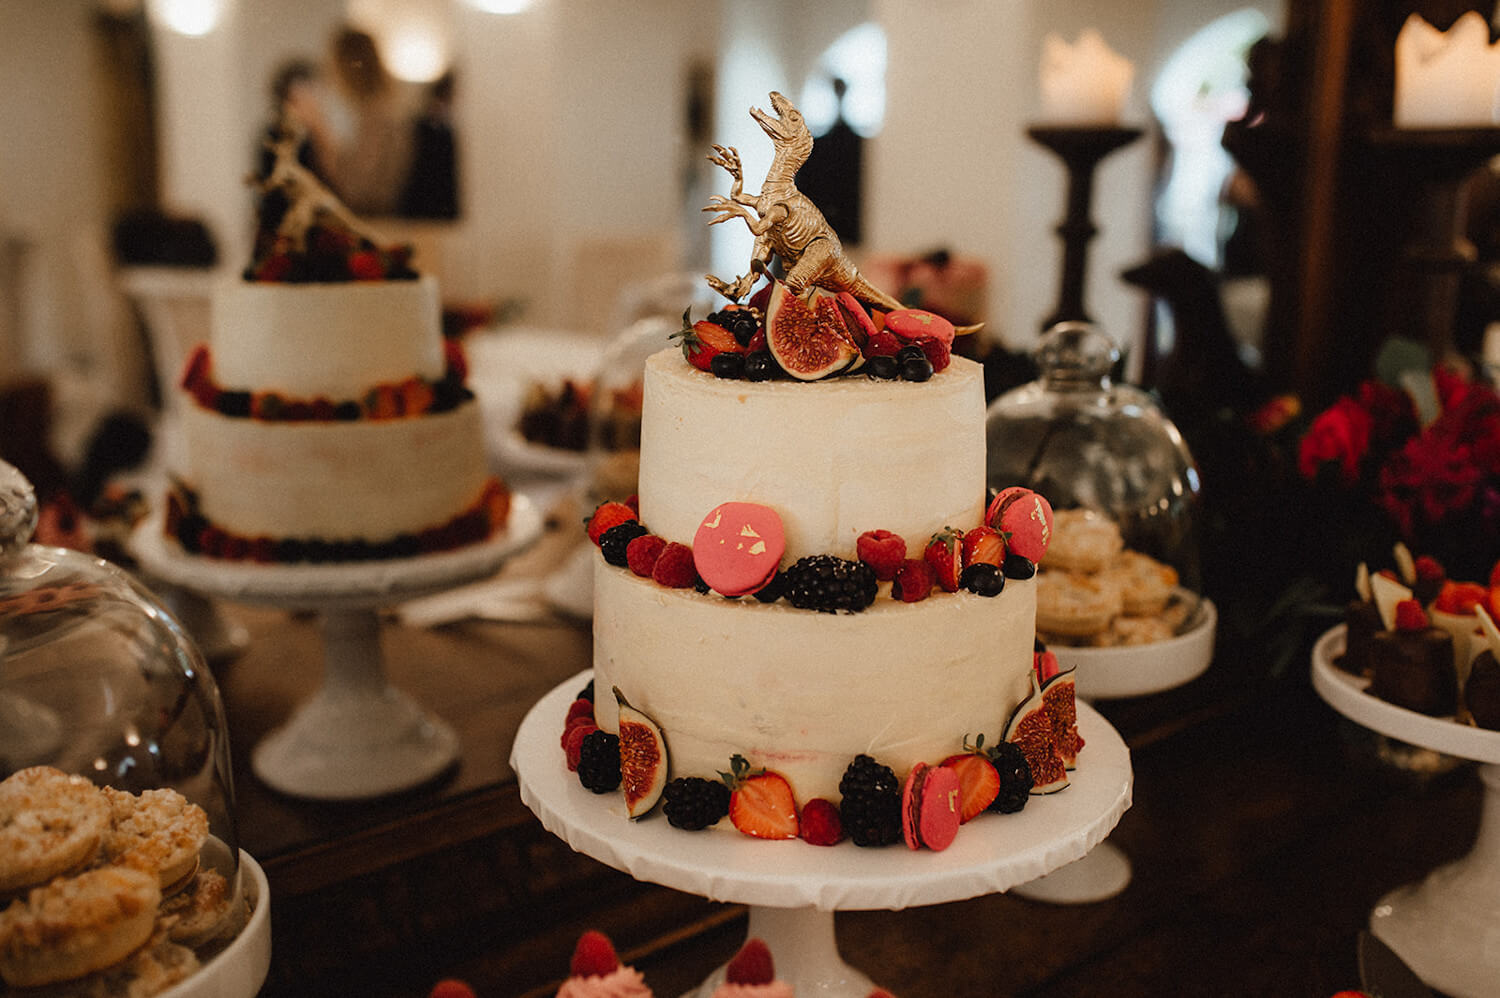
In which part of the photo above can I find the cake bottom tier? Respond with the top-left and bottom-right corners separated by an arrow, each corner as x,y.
172,403 -> 500,554
592,559 -> 1038,804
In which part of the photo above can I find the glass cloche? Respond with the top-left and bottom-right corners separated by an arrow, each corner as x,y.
0,460 -> 265,995
986,322 -> 1204,644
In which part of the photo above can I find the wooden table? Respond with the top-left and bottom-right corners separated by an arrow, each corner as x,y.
218,528 -> 1482,997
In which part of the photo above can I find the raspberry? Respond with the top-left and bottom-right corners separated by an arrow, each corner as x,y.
892,558 -> 935,602
1394,598 -> 1429,632
652,542 -> 700,588
1414,555 -> 1445,585
626,533 -> 667,577
799,797 -> 844,846
563,722 -> 597,771
856,529 -> 907,581
586,501 -> 638,546
564,697 -> 594,725
914,335 -> 951,372
864,331 -> 902,357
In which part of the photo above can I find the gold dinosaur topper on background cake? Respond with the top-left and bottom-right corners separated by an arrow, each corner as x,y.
251,121 -> 386,252
702,91 -> 980,335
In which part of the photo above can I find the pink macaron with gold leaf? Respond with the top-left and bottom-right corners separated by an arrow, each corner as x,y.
986,487 -> 1054,563
901,761 -> 962,851
693,501 -> 786,597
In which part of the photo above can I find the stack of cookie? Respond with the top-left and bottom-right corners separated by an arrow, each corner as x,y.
0,766 -> 238,994
1035,509 -> 1187,646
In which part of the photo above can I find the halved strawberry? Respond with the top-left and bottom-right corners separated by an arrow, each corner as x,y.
671,310 -> 743,371
924,527 -> 963,593
961,526 -> 1006,568
586,501 -> 638,546
722,754 -> 798,840
940,744 -> 1001,822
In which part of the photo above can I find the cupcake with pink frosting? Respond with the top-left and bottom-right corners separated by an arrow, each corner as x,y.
710,939 -> 793,998
556,931 -> 652,998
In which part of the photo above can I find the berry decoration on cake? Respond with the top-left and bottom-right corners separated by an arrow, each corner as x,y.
838,755 -> 903,847
983,739 -> 1034,813
614,689 -> 668,818
856,529 -> 907,581
940,737 -> 1003,822
783,554 -> 878,613
576,730 -> 622,794
662,777 -> 731,831
798,798 -> 845,846
1004,674 -> 1070,794
721,755 -> 799,840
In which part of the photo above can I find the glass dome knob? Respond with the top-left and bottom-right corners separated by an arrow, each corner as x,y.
0,460 -> 38,560
1036,320 -> 1121,391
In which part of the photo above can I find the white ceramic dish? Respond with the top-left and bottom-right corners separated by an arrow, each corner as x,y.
1054,592 -> 1217,701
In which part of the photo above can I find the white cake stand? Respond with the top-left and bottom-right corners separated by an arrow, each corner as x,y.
1012,594 -> 1216,904
131,496 -> 543,800
512,672 -> 1133,997
1312,624 -> 1500,998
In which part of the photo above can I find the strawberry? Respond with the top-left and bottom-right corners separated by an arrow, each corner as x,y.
569,929 -> 621,978
799,798 -> 844,846
565,697 -> 595,725
348,249 -> 385,280
626,533 -> 667,577
442,338 -> 469,382
1415,555 -> 1446,587
892,557 -> 935,603
563,722 -> 597,770
586,501 -> 638,546
856,529 -> 907,581
671,311 -> 743,371
914,335 -> 951,372
722,754 -> 798,840
924,527 -> 963,593
725,938 -> 776,985
941,745 -> 1002,822
961,525 -> 1006,568
252,252 -> 293,282
427,981 -> 478,998
651,542 -> 700,588
864,331 -> 902,358
1394,598 -> 1429,632
1434,580 -> 1487,615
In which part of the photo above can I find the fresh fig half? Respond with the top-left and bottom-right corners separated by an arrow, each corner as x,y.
765,281 -> 861,380
614,687 -> 668,818
1004,672 -> 1069,793
1040,668 -> 1084,770
834,291 -> 876,351
812,291 -> 865,373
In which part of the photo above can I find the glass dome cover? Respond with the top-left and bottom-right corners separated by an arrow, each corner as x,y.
986,321 -> 1203,608
0,460 -> 248,985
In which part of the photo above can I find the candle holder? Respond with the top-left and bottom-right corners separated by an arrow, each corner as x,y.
1027,125 -> 1143,330
1365,126 -> 1500,360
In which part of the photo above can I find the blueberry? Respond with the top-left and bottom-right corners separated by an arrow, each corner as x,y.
866,355 -> 899,380
710,351 -> 746,379
744,351 -> 775,382
1002,555 -> 1036,580
727,312 -> 760,346
901,354 -> 934,382
897,344 -> 925,365
216,391 -> 252,418
961,562 -> 1005,597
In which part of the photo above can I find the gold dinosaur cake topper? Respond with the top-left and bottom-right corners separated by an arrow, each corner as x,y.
703,91 -> 979,333
250,118 -> 385,251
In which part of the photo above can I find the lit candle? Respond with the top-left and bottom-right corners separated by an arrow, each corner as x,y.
1394,11 -> 1500,128
1038,29 -> 1134,126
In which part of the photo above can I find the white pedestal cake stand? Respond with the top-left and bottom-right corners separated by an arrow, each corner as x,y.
512,672 -> 1133,997
132,496 -> 542,800
1012,595 -> 1217,905
1312,624 -> 1500,998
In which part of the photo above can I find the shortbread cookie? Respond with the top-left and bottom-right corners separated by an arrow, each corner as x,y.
1099,550 -> 1179,617
160,868 -> 233,946
1036,571 -> 1124,638
1090,614 -> 1177,647
1044,509 -> 1124,574
99,788 -> 209,892
0,866 -> 161,987
0,767 -> 110,895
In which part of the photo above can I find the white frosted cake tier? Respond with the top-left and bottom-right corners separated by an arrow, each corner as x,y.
593,558 -> 1038,804
636,349 -> 987,560
209,276 -> 444,394
176,402 -> 491,542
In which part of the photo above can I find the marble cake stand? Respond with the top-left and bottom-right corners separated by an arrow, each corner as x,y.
1013,595 -> 1216,904
512,671 -> 1133,997
1312,624 -> 1500,998
132,496 -> 542,800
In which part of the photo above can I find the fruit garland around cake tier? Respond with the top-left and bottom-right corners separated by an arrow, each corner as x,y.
562,487 -> 1084,851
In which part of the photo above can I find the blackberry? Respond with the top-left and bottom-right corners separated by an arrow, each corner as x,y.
662,777 -> 731,830
783,555 -> 877,613
961,562 -> 1005,597
866,354 -> 899,380
576,678 -> 596,702
838,754 -> 902,847
985,740 -> 1033,813
577,730 -> 621,793
752,570 -> 787,603
718,309 -> 761,346
710,351 -> 746,379
600,521 -> 649,567
1002,555 -> 1037,580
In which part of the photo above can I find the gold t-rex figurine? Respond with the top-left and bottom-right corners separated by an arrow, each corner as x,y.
704,91 -> 978,334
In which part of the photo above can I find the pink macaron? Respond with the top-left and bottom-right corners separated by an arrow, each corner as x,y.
692,501 -> 786,597
901,761 -> 962,851
985,487 -> 1054,563
884,308 -> 955,346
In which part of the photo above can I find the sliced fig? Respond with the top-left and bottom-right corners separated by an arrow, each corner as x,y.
1040,668 -> 1084,770
614,687 -> 668,818
834,291 -> 877,350
812,291 -> 865,372
1004,673 -> 1069,794
765,280 -> 860,380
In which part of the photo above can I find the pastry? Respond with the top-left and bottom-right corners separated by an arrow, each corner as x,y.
556,929 -> 652,997
99,787 -> 209,892
1099,549 -> 1178,617
0,866 -> 160,987
1042,508 -> 1124,574
0,766 -> 111,895
1035,571 -> 1124,639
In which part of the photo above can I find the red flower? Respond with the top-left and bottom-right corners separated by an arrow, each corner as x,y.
1298,396 -> 1373,485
